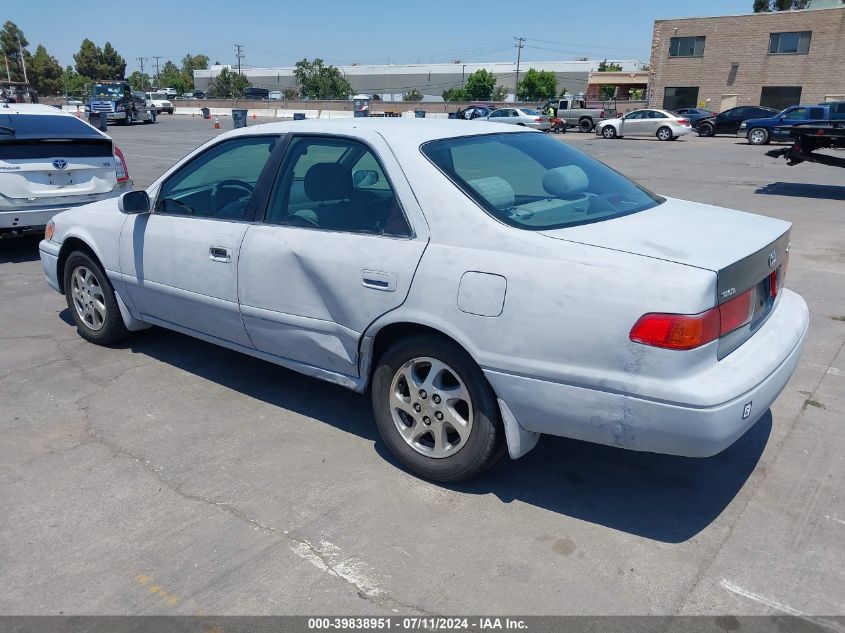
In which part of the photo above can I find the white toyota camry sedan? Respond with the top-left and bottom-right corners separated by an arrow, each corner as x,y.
39,119 -> 808,482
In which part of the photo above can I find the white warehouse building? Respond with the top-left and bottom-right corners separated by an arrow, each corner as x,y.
193,59 -> 645,100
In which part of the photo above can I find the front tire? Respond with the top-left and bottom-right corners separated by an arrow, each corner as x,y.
748,128 -> 770,145
657,126 -> 673,141
371,335 -> 505,482
697,122 -> 714,137
63,251 -> 130,346
601,125 -> 617,139
579,118 -> 594,133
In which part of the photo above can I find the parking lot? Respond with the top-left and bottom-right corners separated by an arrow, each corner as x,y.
1,115 -> 843,616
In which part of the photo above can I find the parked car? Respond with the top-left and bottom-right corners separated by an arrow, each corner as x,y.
673,107 -> 716,127
39,120 -> 808,482
454,104 -> 496,120
1,103 -> 131,237
483,107 -> 551,130
146,92 -> 175,114
695,106 -> 778,137
595,108 -> 692,141
739,102 -> 843,145
540,98 -> 613,132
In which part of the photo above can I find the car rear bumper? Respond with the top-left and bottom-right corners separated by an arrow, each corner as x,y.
39,238 -> 61,292
485,289 -> 809,458
0,185 -> 130,231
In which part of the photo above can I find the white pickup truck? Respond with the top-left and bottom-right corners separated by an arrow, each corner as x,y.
541,98 -> 615,133
145,92 -> 174,115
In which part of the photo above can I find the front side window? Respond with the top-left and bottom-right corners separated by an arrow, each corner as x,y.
264,136 -> 410,236
769,31 -> 811,55
669,36 -> 705,58
625,111 -> 646,120
421,132 -> 662,231
783,107 -> 807,120
156,136 -> 277,220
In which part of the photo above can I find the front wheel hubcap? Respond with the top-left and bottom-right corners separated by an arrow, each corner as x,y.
70,265 -> 107,331
389,357 -> 473,459
751,130 -> 765,143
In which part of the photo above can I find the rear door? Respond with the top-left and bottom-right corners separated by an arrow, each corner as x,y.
0,113 -> 116,212
238,133 -> 428,378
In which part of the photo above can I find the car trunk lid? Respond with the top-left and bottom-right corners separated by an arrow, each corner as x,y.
540,197 -> 791,357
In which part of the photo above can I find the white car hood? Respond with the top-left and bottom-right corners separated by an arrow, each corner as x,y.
539,197 -> 791,272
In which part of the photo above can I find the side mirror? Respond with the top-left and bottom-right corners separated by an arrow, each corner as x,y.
352,169 -> 379,188
118,190 -> 151,214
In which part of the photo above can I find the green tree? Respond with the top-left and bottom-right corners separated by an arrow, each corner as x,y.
442,87 -> 468,101
28,45 -> 63,95
61,65 -> 89,97
293,58 -> 352,99
283,87 -> 299,100
491,85 -> 508,101
464,69 -> 497,101
127,70 -> 151,90
180,53 -> 209,90
73,39 -> 125,80
158,60 -> 187,93
101,42 -> 126,79
403,88 -> 422,101
1,21 -> 30,84
516,68 -> 557,102
753,0 -> 808,9
597,59 -> 623,72
207,67 -> 250,98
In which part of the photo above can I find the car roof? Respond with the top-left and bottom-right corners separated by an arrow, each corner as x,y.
215,117 -> 530,146
0,103 -> 79,117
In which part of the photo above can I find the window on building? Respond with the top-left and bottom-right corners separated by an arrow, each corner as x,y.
768,32 -> 812,55
727,63 -> 739,87
669,36 -> 705,58
663,86 -> 700,111
760,86 -> 803,110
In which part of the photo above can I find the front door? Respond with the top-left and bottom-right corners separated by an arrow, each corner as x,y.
620,110 -> 646,135
237,134 -> 428,378
120,135 -> 279,347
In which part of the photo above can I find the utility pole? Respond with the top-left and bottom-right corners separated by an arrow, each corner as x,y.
153,56 -> 162,86
234,44 -> 245,75
137,56 -> 147,88
514,37 -> 525,101
18,36 -> 28,86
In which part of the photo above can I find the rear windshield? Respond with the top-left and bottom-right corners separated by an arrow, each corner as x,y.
421,132 -> 662,230
0,114 -> 101,139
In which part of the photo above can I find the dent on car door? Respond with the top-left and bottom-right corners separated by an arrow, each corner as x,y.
119,135 -> 280,346
238,134 -> 428,378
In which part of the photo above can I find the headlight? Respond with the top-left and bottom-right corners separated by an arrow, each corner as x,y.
739,122 -> 746,129
45,220 -> 55,241
116,104 -> 125,111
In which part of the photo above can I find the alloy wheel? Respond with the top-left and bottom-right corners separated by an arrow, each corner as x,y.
70,266 -> 107,331
389,357 -> 473,459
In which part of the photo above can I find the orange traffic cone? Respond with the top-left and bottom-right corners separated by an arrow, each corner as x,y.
213,115 -> 220,129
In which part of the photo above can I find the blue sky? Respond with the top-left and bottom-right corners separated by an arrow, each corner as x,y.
7,0 -> 752,72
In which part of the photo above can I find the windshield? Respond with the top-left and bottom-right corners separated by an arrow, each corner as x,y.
421,132 -> 663,230
149,93 -> 167,99
92,84 -> 125,98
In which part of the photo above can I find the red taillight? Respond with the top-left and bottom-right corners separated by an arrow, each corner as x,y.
629,310 -> 720,350
535,118 -> 544,122
113,146 -> 129,183
630,288 -> 757,351
599,110 -> 606,118
677,118 -> 688,125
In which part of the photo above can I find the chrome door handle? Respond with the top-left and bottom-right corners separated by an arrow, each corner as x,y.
209,246 -> 231,263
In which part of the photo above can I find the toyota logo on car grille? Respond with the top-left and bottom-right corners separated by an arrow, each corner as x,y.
768,250 -> 777,269
52,159 -> 68,170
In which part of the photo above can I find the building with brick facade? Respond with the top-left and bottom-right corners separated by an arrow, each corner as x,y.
647,4 -> 845,113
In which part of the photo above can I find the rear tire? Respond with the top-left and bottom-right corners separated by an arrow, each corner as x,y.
63,251 -> 130,346
579,118 -> 594,133
748,128 -> 770,145
371,334 -> 505,482
657,126 -> 673,141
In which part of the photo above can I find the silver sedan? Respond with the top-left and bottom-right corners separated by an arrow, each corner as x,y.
596,108 -> 692,140
483,107 -> 552,131
39,120 -> 806,482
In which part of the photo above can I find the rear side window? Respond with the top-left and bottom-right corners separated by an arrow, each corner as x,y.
0,113 -> 101,138
422,132 -> 662,231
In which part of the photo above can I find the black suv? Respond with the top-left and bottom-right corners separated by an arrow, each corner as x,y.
695,106 -> 778,137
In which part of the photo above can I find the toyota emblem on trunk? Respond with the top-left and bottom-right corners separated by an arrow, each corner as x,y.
52,159 -> 68,170
768,250 -> 777,268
